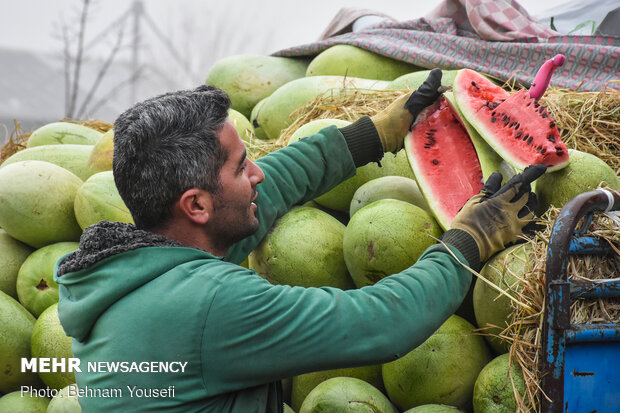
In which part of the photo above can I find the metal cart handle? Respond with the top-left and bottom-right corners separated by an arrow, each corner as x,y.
540,189 -> 620,413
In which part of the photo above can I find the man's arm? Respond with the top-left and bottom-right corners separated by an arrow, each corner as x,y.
202,243 -> 472,396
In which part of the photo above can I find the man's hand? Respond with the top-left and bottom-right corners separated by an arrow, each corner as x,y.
449,164 -> 547,263
371,68 -> 443,153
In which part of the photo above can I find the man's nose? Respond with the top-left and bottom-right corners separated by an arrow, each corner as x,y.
250,161 -> 265,185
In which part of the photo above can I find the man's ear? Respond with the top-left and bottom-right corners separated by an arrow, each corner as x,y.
176,188 -> 213,225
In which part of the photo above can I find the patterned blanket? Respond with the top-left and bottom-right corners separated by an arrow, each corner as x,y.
274,2 -> 620,92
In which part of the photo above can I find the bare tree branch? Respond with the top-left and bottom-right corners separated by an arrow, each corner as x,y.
61,23 -> 72,117
87,67 -> 144,115
68,0 -> 91,118
76,26 -> 125,119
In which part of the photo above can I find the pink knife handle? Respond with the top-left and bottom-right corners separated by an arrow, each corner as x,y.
529,54 -> 565,100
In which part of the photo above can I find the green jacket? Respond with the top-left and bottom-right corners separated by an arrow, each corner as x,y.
55,122 -> 475,412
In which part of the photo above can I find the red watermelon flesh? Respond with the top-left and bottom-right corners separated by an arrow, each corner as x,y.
405,95 -> 483,230
453,69 -> 569,172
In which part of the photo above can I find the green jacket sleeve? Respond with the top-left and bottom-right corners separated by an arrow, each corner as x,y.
224,126 -> 357,264
200,243 -> 472,396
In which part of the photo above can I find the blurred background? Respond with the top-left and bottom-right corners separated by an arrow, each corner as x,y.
0,0 -> 605,136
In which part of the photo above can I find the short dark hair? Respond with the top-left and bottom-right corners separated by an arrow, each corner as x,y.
113,85 -> 230,230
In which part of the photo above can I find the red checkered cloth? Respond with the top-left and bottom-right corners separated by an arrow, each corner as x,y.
274,16 -> 619,92
427,0 -> 558,41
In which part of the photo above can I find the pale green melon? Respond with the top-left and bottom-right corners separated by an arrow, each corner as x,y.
0,229 -> 33,298
0,161 -> 83,248
250,97 -> 270,140
87,129 -> 114,174
383,315 -> 491,410
343,199 -> 442,288
300,377 -> 397,413
16,242 -> 79,317
387,70 -> 459,90
474,244 -> 532,354
229,108 -> 254,143
27,122 -> 102,147
2,144 -> 96,181
473,354 -> 526,413
74,171 -> 134,230
206,54 -> 308,118
31,304 -> 75,389
47,385 -> 82,412
306,45 -> 420,80
404,405 -> 465,413
257,76 -> 389,140
292,365 -> 384,411
283,403 -> 294,413
535,149 -> 620,214
0,391 -> 49,412
288,118 -> 351,144
0,290 -> 43,393
350,176 -> 429,217
249,206 -> 353,289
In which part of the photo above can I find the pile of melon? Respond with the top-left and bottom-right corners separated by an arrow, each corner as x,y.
0,44 -> 618,412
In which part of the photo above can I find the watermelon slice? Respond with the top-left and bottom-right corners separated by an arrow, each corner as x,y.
405,95 -> 485,230
453,69 -> 569,172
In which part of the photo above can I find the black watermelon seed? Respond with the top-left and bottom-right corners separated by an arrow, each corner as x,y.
527,137 -> 533,144
537,145 -> 542,151
534,102 -> 540,108
549,122 -> 555,128
515,123 -> 520,130
557,150 -> 564,156
491,117 -> 496,123
542,113 -> 548,118
541,148 -> 546,154
430,129 -> 437,132
471,81 -> 480,89
548,135 -> 555,143
522,134 -> 528,141
491,111 -> 496,116
432,159 -> 439,165
516,131 -> 522,138
555,146 -> 563,151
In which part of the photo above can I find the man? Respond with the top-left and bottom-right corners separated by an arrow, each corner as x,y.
55,70 -> 544,412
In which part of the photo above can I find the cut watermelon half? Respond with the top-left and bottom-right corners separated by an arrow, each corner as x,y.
453,69 -> 569,172
405,95 -> 484,230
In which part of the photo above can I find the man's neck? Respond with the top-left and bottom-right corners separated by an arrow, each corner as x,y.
151,221 -> 227,257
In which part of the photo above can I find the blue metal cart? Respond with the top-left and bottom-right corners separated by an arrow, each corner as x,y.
541,189 -> 620,413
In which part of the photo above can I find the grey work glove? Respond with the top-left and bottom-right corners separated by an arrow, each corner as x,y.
449,164 -> 547,264
371,68 -> 444,153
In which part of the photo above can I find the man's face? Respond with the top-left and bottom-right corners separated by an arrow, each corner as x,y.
208,119 -> 265,248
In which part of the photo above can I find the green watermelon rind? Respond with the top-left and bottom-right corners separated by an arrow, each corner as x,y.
453,69 -> 569,173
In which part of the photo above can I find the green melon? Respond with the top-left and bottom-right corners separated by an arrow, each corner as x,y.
250,97 -> 270,140
300,377 -> 397,413
387,70 -> 459,90
343,199 -> 442,288
535,149 -> 620,214
473,244 -> 531,354
87,128 -> 114,174
0,229 -> 33,298
383,315 -> 491,410
288,118 -> 351,144
27,122 -> 102,147
229,108 -> 254,143
0,290 -> 43,393
249,207 -> 354,289
47,385 -> 82,413
283,403 -> 295,413
306,45 -> 420,81
206,54 -> 309,118
472,354 -> 526,413
16,242 -> 79,317
1,144 -> 95,181
74,171 -> 134,230
257,76 -> 389,140
0,161 -> 83,248
404,405 -> 465,413
31,303 -> 75,389
350,176 -> 429,217
0,391 -> 50,412
292,365 -> 384,412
